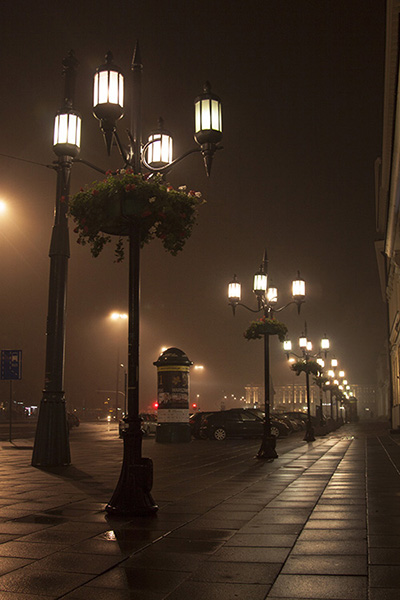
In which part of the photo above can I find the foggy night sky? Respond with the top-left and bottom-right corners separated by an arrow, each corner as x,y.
0,0 -> 387,413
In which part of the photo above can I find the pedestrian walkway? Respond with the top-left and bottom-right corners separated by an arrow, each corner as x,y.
0,420 -> 398,599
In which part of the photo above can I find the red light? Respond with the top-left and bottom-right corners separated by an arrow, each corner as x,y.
192,403 -> 197,409
153,401 -> 159,409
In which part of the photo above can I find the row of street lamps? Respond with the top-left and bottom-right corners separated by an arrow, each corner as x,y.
227,251 -> 354,456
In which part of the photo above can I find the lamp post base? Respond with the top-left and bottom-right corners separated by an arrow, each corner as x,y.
105,429 -> 158,516
304,424 -> 316,443
32,393 -> 71,468
256,435 -> 278,459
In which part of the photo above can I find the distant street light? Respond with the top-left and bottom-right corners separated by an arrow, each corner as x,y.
228,250 -> 305,459
111,312 -> 128,321
323,359 -> 348,422
284,324 -> 330,442
33,46 -> 223,516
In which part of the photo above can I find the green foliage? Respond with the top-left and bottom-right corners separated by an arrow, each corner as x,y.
244,317 -> 288,342
68,169 -> 204,261
291,360 -> 321,376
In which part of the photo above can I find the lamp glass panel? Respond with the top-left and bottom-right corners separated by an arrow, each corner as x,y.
317,358 -> 325,367
76,116 -> 82,146
148,134 -> 173,165
98,71 -> 109,104
292,278 -> 305,297
228,281 -> 241,301
109,71 -> 119,103
283,340 -> 292,351
201,99 -> 211,129
307,341 -> 312,351
59,114 -> 68,143
321,338 -> 330,350
119,73 -> 124,107
299,336 -> 307,348
328,369 -> 335,377
211,99 -> 221,130
267,287 -> 278,303
331,358 -> 338,367
93,73 -> 99,106
67,114 -> 77,144
195,102 -> 201,132
253,273 -> 267,292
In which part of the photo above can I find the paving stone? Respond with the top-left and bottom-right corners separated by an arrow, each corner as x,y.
269,574 -> 367,598
282,554 -> 367,575
369,565 -> 400,587
190,560 -> 280,583
291,540 -> 367,555
161,580 -> 270,600
0,569 -> 93,596
84,566 -> 189,593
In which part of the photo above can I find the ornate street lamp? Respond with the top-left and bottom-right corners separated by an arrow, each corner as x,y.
228,250 -> 304,459
33,46 -> 223,518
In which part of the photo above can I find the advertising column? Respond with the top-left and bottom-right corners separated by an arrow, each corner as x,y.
153,347 -> 192,442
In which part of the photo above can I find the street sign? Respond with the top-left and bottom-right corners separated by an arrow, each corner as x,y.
1,350 -> 22,381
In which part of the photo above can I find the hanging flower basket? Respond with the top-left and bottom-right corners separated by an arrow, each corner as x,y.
68,170 -> 204,261
291,360 -> 321,376
244,317 -> 288,342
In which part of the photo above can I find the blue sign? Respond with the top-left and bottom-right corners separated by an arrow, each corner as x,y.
1,350 -> 22,380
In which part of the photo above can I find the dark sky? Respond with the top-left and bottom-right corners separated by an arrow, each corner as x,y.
0,0 -> 387,413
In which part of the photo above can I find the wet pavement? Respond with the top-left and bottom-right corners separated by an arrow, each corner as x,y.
0,419 -> 398,599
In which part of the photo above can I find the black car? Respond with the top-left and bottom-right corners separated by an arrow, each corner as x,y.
199,408 -> 290,441
246,408 -> 291,438
189,411 -> 215,439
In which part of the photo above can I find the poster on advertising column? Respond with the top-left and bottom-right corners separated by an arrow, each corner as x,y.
157,366 -> 190,423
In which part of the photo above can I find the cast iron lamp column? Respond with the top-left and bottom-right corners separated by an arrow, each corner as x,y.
228,251 -> 305,459
32,52 -> 81,467
89,45 -> 222,515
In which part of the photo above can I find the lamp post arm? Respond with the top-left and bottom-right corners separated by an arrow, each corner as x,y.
141,143 -> 223,174
72,158 -> 107,175
229,302 -> 262,316
273,299 -> 304,313
286,351 -> 303,360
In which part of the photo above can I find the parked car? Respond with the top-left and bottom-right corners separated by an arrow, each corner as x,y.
246,408 -> 291,438
189,411 -> 215,439
272,413 -> 302,432
284,411 -> 325,428
67,412 -> 80,430
140,413 -> 157,436
199,408 -> 290,441
119,413 -> 157,438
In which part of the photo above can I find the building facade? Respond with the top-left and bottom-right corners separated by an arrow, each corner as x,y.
376,0 -> 400,430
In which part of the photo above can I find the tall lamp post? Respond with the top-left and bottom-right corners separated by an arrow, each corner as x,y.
33,47 -> 223,515
284,325 -> 330,442
32,52 -> 81,468
228,250 -> 305,459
